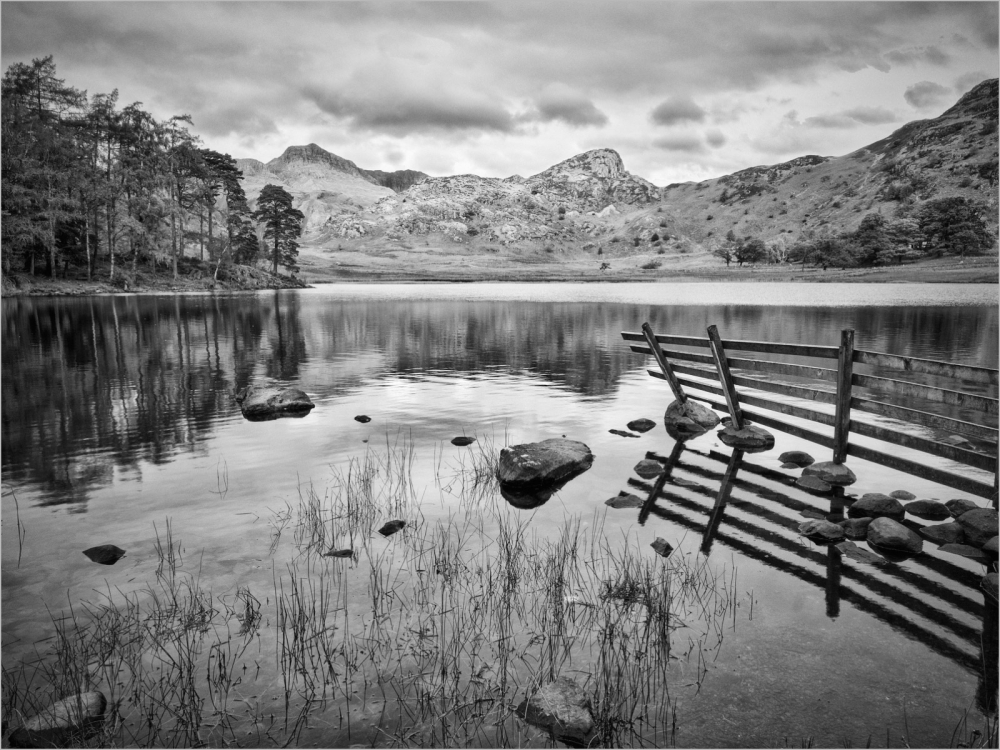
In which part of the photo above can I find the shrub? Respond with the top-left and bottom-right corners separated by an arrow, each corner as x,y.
640,260 -> 662,270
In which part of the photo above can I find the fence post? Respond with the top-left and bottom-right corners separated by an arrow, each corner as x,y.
707,325 -> 744,430
642,322 -> 687,403
833,329 -> 855,465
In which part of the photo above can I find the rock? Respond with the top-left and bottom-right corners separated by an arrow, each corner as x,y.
838,517 -> 873,539
802,461 -> 856,486
651,538 -> 674,557
796,475 -> 832,495
889,490 -> 916,501
378,520 -> 406,537
942,434 -> 972,447
779,450 -> 815,467
605,493 -> 644,509
627,418 -> 656,433
82,544 -> 126,565
354,414 -> 372,423
835,541 -> 887,566
867,517 -> 923,555
497,439 -> 594,487
799,509 -> 828,520
946,498 -> 978,517
663,399 -> 720,441
515,677 -> 594,745
798,520 -> 845,544
717,424 -> 775,452
609,429 -> 640,438
984,536 -> 999,558
322,548 -> 353,558
633,459 -> 664,479
848,493 -> 905,520
918,522 -> 966,546
983,572 -> 999,604
903,500 -> 951,521
781,462 -> 801,469
956,508 -> 998,548
7,691 -> 106,748
451,436 -> 476,446
235,385 -> 314,421
501,482 -> 564,509
938,543 -> 990,562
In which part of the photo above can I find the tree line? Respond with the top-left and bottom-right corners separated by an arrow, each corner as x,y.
2,56 -> 304,284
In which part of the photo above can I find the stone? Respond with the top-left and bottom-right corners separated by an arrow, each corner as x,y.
838,517 -> 873,539
798,519 -> 845,544
984,536 -> 999,558
651,538 -> 674,557
516,677 -> 594,745
235,385 -> 314,421
609,429 -> 639,438
938,543 -> 990,562
500,481 -> 565,509
796,475 -> 832,495
634,459 -> 665,479
835,541 -> 887,566
903,500 -> 951,521
799,509 -> 827,521
497,439 -> 594,487
848,493 -> 905,520
889,490 -> 916,501
717,424 -> 775,452
918,522 -> 966,546
323,548 -> 353,558
867,517 -> 923,556
663,399 -> 720,441
451,436 -> 476,446
942,434 -> 972,447
983,572 -> 999,604
354,414 -> 372,423
627,418 -> 656,433
82,544 -> 126,565
946,498 -> 978,517
605,493 -> 644,509
378,520 -> 406,537
781,463 -> 801,470
7,691 -> 106,748
779,450 -> 815,467
956,508 -> 998,548
802,461 -> 857,486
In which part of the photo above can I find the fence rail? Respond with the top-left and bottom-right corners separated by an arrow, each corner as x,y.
623,325 -> 999,503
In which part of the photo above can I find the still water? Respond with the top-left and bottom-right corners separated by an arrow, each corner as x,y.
2,282 -> 998,747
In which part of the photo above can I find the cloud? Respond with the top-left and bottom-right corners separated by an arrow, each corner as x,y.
903,81 -> 951,109
652,133 -> 706,154
705,129 -> 726,148
884,45 -> 950,67
528,84 -> 608,128
650,96 -> 706,126
804,105 -> 898,129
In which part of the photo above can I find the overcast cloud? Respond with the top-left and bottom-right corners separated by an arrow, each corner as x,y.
2,1 -> 996,184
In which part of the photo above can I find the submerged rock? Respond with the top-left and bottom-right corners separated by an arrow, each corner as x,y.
627,418 -> 656,433
938,543 -> 989,562
838,517 -> 873,539
796,475 -> 832,495
651,538 -> 674,558
798,519 -> 845,544
235,386 -> 314,421
378,520 -> 406,537
497,439 -> 594,487
835,540 -> 887,566
605,493 -> 644,509
663,399 -> 720,441
903,500 -> 951,521
633,459 -> 665,479
717,424 -> 775,452
983,572 -> 999,604
354,414 -> 372,423
516,677 -> 594,745
779,450 -> 815,467
82,545 -> 126,565
802,461 -> 856,486
609,429 -> 640,438
7,691 -> 106,748
889,490 -> 916,501
918,522 -> 966,546
867,517 -> 923,556
322,548 -> 354,558
451,436 -> 476,446
849,493 -> 905,520
956,508 -> 998,548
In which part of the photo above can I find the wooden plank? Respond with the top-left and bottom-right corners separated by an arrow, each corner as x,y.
833,329 -> 855,465
623,331 -> 840,359
848,420 -> 997,472
707,325 -> 744,429
630,343 -> 838,381
693,396 -> 837,449
656,365 -> 839,408
641,322 -> 687,402
622,331 -> 707,348
846,443 -> 995,499
853,373 -> 999,415
853,349 -> 999,387
850,396 -> 999,442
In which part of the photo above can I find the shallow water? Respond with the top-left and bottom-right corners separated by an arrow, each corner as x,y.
2,282 -> 997,747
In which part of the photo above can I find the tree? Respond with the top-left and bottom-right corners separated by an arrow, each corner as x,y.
850,213 -> 892,266
916,197 -> 995,258
734,236 -> 766,266
711,229 -> 738,266
252,184 -> 304,275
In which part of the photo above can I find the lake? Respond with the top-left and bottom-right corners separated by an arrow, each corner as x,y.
2,282 -> 997,748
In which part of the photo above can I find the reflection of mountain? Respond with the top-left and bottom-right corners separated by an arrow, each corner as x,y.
2,293 -> 996,505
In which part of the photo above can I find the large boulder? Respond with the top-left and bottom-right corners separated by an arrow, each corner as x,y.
946,498 -> 978,517
717,424 -> 775,453
867,517 -> 923,555
802,461 -> 857,486
663,399 -> 720,441
956,508 -> 998,548
7,691 -> 106,748
516,677 -> 594,745
903,500 -> 951,521
848,493 -> 905,520
497,439 -> 593,487
235,385 -> 314,421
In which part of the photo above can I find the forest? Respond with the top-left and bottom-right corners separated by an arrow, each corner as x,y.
1,56 -> 303,288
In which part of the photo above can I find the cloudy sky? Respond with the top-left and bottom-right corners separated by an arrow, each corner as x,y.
3,2 -> 997,184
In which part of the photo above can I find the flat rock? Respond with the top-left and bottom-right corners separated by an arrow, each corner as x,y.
609,429 -> 640,438
627,418 -> 656,433
717,424 -> 775,452
516,677 -> 594,745
838,517 -> 873,539
235,385 -> 314,421
322,548 -> 354,558
354,414 -> 372,423
835,540 -> 887,566
451,436 -> 476,446
889,490 -> 916,501
903,500 -> 951,521
779,450 -> 815,467
802,461 -> 857,486
605,493 -> 644,509
942,434 -> 972,447
781,462 -> 802,469
798,519 -> 845,543
651,538 -> 674,557
938,543 -> 990,562
663,399 -> 720,441
378,520 -> 406,537
946,498 -> 978,517
82,544 -> 126,565
7,691 -> 107,748
796,475 -> 832,495
799,508 -> 828,520
867,517 -> 923,556
956,508 -> 998,548
849,493 -> 905,520
918,521 -> 966,546
497,439 -> 594,486
634,459 -> 665,479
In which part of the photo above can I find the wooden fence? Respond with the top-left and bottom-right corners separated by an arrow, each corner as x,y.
622,323 -> 999,504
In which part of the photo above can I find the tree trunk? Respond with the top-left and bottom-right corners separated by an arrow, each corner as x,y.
199,211 -> 204,261
273,235 -> 279,276
84,213 -> 92,281
170,182 -> 178,280
207,203 -> 213,262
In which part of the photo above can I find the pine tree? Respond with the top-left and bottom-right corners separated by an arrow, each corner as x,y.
251,184 -> 304,275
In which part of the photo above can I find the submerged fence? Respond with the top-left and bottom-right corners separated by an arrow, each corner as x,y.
622,323 -> 999,504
